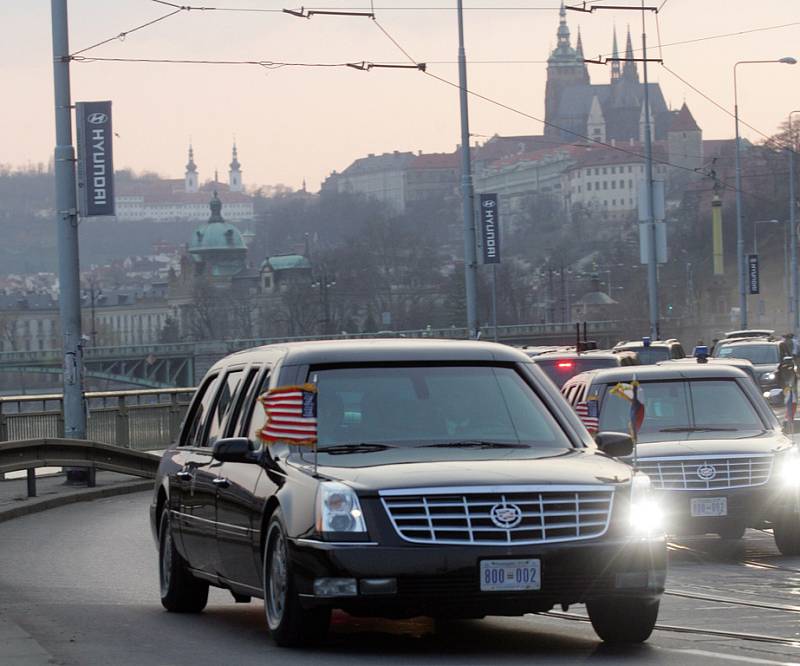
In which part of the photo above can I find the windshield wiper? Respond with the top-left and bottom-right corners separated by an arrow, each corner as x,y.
659,427 -> 737,433
422,440 -> 531,449
317,443 -> 395,455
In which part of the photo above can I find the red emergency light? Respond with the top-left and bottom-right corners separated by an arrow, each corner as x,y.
556,361 -> 575,370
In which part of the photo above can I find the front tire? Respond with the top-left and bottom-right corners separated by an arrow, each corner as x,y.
773,508 -> 800,555
262,513 -> 330,647
586,597 -> 659,644
158,509 -> 209,613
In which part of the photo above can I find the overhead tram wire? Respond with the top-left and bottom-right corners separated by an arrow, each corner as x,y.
68,55 -> 409,71
70,7 -> 186,57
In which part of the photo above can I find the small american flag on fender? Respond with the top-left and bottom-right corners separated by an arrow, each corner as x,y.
258,383 -> 318,445
574,401 -> 599,434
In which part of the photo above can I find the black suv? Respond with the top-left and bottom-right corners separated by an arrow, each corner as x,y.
531,350 -> 639,388
613,338 -> 685,364
561,364 -> 799,550
712,337 -> 794,391
150,339 -> 665,646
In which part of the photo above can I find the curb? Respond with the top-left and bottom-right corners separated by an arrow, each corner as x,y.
0,479 -> 153,524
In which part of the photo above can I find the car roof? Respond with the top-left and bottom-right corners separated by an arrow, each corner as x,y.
212,338 -> 532,369
716,337 -> 778,347
614,339 -> 678,349
658,357 -> 754,367
724,329 -> 775,339
533,351 -> 619,361
567,363 -> 749,385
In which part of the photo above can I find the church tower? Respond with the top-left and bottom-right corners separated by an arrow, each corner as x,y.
610,27 -> 621,83
544,2 -> 590,139
229,142 -> 243,192
622,26 -> 639,83
185,144 -> 198,193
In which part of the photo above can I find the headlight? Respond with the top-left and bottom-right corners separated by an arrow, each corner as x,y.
761,371 -> 777,382
778,448 -> 800,487
629,473 -> 663,536
315,481 -> 367,537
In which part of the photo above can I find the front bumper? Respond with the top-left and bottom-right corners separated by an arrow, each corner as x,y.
656,482 -> 798,535
287,535 -> 666,618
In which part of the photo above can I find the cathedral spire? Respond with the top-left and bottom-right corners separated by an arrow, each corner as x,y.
576,27 -> 584,58
623,24 -> 639,82
557,1 -> 570,48
610,26 -> 621,82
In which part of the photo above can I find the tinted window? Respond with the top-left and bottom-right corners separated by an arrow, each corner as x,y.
716,344 -> 779,364
312,365 -> 571,449
204,369 -> 245,447
624,347 -> 671,364
535,358 -> 618,388
181,374 -> 220,447
246,370 -> 273,442
598,379 -> 763,441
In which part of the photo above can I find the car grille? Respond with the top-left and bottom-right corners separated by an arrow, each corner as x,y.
380,485 -> 614,546
637,454 -> 773,491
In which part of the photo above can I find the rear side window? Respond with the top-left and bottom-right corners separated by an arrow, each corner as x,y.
181,374 -> 220,447
204,369 -> 246,447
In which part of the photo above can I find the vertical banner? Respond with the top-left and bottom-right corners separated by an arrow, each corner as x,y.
76,101 -> 115,217
479,193 -> 500,264
748,254 -> 760,295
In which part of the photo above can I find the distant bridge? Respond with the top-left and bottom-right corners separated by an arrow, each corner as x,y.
0,321 -> 633,388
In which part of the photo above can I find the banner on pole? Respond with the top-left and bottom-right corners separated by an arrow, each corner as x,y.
747,254 -> 760,295
76,101 -> 115,217
479,193 -> 500,264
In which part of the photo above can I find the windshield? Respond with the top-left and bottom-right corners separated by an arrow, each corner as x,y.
535,358 -> 618,388
312,365 -> 571,450
622,347 -> 671,364
715,344 -> 779,364
597,379 -> 764,441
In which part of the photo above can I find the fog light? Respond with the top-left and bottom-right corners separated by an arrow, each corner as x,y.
359,578 -> 397,595
313,577 -> 358,597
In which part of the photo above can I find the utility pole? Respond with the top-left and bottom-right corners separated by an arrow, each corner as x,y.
790,110 -> 800,338
640,2 -> 660,340
456,0 -> 480,339
51,1 -> 86,451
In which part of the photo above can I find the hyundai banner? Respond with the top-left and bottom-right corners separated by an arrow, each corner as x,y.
747,254 -> 760,295
480,193 -> 500,264
76,101 -> 115,217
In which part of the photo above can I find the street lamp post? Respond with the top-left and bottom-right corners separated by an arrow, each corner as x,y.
753,219 -> 781,325
789,110 -> 800,337
733,57 -> 796,329
312,271 -> 336,335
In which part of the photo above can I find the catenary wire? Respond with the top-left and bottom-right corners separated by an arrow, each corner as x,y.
70,7 -> 185,56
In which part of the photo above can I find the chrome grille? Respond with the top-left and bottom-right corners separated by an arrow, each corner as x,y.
380,485 -> 614,545
637,454 -> 773,491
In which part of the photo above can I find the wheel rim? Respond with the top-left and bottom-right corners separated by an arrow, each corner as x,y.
160,516 -> 172,597
265,525 -> 288,630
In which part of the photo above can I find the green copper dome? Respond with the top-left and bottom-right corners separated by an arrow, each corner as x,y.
189,192 -> 247,253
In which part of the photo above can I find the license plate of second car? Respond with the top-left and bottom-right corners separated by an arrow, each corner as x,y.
480,559 -> 541,591
690,497 -> 727,517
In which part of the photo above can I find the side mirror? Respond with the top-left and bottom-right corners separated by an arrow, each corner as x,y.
212,437 -> 259,464
595,431 -> 634,458
765,388 -> 784,407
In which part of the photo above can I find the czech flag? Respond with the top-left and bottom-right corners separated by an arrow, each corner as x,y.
786,386 -> 797,425
629,379 -> 645,438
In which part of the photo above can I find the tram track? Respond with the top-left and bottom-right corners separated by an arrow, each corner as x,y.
543,610 -> 800,648
668,540 -> 800,574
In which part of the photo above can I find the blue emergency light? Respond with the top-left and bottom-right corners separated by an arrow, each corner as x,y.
694,345 -> 709,363
642,336 -> 651,347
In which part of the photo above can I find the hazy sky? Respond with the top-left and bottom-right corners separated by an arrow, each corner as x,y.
3,1 -> 799,191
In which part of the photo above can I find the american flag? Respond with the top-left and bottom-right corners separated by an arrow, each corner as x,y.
575,401 -> 599,433
258,384 -> 318,445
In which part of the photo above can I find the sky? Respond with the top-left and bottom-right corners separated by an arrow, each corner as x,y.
3,1 -> 800,191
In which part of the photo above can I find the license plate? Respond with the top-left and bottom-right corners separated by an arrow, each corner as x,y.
480,559 -> 541,592
691,497 -> 727,517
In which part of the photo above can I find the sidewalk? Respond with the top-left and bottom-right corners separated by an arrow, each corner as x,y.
0,470 -> 153,524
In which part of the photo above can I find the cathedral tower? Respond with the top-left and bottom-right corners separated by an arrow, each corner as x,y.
229,142 -> 243,192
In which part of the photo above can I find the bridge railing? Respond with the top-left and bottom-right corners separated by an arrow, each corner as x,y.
0,387 -> 195,451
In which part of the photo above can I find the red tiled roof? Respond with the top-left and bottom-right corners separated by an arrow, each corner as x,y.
409,153 -> 459,169
116,179 -> 253,204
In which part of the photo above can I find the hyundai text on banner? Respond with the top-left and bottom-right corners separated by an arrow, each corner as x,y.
76,101 -> 115,217
748,254 -> 760,295
480,193 -> 500,264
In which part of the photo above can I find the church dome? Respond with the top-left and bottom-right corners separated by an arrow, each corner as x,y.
189,192 -> 247,253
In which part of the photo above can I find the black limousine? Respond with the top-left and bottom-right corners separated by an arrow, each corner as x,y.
150,340 -> 666,646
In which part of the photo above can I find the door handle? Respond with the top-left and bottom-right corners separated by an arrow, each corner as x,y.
176,470 -> 193,480
212,477 -> 230,489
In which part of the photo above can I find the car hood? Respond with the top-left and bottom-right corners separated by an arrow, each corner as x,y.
631,429 -> 790,459
292,448 -> 632,493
